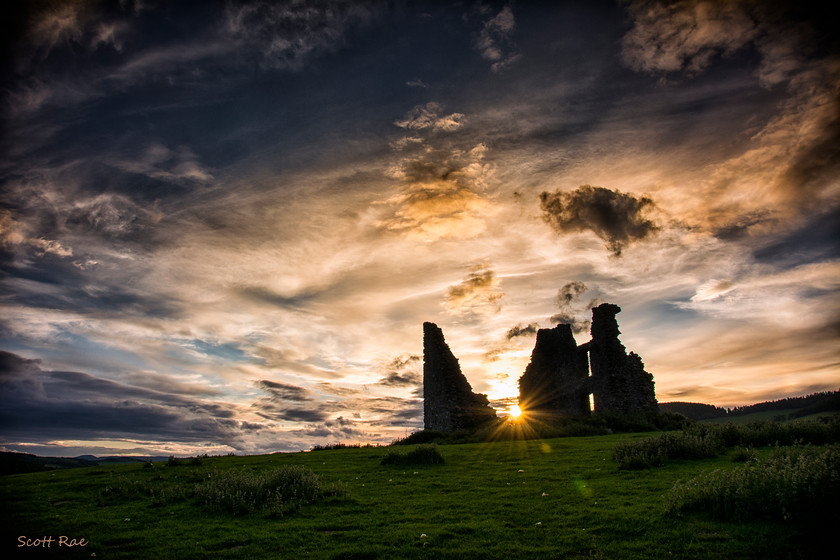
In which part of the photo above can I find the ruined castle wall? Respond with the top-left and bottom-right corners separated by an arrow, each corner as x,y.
518,324 -> 590,417
588,303 -> 658,414
423,322 -> 497,432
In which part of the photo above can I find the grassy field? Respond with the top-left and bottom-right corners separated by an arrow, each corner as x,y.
1,433 -> 831,559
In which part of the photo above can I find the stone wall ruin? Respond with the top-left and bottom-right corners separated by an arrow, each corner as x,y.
423,322 -> 497,432
422,303 -> 658,432
519,303 -> 657,417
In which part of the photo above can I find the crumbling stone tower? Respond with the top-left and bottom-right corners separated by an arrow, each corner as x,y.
518,324 -> 590,417
516,303 -> 658,418
588,303 -> 658,414
423,322 -> 497,431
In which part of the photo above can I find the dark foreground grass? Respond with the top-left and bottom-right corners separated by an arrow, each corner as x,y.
1,434 -> 830,559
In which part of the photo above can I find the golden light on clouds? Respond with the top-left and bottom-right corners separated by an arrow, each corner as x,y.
0,0 -> 837,456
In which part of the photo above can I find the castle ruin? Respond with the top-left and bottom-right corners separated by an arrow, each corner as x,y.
519,303 -> 657,417
423,322 -> 497,431
422,303 -> 657,431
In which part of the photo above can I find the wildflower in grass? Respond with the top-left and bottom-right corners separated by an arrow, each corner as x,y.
518,469 -> 524,473
420,534 -> 427,538
541,492 -> 548,497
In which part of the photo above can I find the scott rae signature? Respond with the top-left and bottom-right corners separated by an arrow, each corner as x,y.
17,536 -> 88,548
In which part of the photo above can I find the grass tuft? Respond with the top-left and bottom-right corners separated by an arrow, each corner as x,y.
380,444 -> 444,466
194,465 -> 347,516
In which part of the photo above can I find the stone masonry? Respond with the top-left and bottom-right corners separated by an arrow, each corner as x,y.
517,303 -> 657,417
588,303 -> 658,414
518,324 -> 590,418
423,322 -> 497,432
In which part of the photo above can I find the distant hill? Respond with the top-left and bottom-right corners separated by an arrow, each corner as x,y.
660,390 -> 840,421
0,452 -> 169,475
658,402 -> 728,420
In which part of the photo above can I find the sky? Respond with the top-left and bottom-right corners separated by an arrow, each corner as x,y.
1,0 -> 838,457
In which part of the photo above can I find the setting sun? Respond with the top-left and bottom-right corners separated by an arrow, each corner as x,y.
509,405 -> 522,419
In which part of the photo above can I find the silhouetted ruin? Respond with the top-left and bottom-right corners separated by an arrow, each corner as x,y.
422,304 -> 657,431
519,303 -> 657,417
423,322 -> 497,432
518,324 -> 590,417
588,303 -> 657,414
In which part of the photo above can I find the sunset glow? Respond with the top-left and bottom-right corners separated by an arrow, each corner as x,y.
0,1 -> 837,457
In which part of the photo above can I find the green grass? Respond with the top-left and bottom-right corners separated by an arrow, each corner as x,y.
1,434 -> 831,559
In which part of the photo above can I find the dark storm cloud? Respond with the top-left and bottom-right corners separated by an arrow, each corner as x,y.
0,351 -> 244,443
539,185 -> 659,256
256,379 -> 312,402
505,323 -> 539,340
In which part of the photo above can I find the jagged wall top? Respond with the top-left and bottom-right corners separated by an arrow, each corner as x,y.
423,322 -> 496,432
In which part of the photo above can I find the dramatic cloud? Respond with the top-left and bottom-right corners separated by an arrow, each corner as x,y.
223,0 -> 378,70
394,103 -> 465,132
505,323 -> 539,340
378,355 -> 421,387
445,264 -> 504,317
378,139 -> 493,241
474,5 -> 520,72
621,0 -> 758,74
556,281 -> 587,307
0,2 -> 836,456
547,281 -> 596,334
256,379 -> 312,402
0,351 -> 248,446
539,185 -> 659,256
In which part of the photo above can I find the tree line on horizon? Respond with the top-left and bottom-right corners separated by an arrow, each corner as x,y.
660,390 -> 840,421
